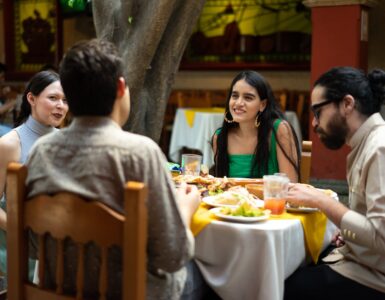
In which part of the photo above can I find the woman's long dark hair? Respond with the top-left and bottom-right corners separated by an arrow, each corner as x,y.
213,70 -> 300,179
14,70 -> 60,127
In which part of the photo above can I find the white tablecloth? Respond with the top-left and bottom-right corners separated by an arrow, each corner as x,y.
195,218 -> 336,300
169,108 -> 302,168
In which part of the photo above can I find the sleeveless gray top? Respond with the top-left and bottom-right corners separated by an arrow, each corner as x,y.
15,115 -> 58,164
0,116 -> 57,204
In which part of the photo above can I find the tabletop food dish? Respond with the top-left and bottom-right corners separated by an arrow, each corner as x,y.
210,207 -> 270,223
286,188 -> 338,213
202,186 -> 263,207
203,194 -> 264,208
318,188 -> 338,200
245,183 -> 264,199
173,175 -> 263,194
227,178 -> 263,186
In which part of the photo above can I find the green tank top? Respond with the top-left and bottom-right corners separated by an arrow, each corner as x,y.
216,119 -> 281,178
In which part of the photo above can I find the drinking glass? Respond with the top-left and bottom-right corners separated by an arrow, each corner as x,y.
263,174 -> 289,215
181,154 -> 202,176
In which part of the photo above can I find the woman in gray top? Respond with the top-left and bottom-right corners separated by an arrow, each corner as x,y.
0,70 -> 68,276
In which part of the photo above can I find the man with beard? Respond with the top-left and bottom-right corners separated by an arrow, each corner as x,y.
284,66 -> 385,300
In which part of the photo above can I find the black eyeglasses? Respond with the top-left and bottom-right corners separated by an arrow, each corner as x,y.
311,99 -> 334,121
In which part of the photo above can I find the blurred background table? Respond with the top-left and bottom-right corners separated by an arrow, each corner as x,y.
169,107 -> 225,167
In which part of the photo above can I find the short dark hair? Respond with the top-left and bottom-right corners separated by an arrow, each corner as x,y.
314,66 -> 385,116
59,39 -> 125,116
15,70 -> 60,126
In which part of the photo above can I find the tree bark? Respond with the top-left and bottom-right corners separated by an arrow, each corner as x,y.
93,0 -> 206,142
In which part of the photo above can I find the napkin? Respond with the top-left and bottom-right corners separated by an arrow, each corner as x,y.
190,204 -> 216,236
184,107 -> 225,127
270,211 -> 328,263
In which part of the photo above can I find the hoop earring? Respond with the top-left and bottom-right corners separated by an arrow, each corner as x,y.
224,110 -> 234,123
255,112 -> 261,128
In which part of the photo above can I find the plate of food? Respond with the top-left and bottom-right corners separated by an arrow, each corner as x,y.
317,188 -> 339,201
286,188 -> 338,213
210,205 -> 270,223
202,186 -> 264,208
286,205 -> 319,213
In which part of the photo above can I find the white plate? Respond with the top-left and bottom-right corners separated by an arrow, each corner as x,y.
317,188 -> 339,201
210,207 -> 270,223
202,195 -> 239,208
286,206 -> 319,213
202,195 -> 264,208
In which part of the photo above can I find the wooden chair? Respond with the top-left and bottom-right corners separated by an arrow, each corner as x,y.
6,162 -> 148,300
301,140 -> 312,184
207,89 -> 228,107
296,92 -> 306,123
0,290 -> 6,300
273,90 -> 288,111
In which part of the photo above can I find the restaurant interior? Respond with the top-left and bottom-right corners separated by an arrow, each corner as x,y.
0,1 -> 385,298
1,0 -> 384,185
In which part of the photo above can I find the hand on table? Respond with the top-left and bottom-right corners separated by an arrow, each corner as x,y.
286,183 -> 329,209
176,182 -> 201,225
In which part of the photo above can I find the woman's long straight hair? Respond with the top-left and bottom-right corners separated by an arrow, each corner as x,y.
213,70 -> 300,179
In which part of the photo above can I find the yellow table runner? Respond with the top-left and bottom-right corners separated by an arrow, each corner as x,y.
184,107 -> 225,127
190,204 -> 328,264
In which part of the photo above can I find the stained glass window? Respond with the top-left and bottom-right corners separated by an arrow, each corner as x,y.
182,0 -> 311,69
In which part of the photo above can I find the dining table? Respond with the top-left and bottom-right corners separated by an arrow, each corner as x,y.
193,208 -> 337,300
169,108 -> 303,168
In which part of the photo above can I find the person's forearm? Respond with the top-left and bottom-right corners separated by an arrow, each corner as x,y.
318,196 -> 349,228
178,205 -> 195,228
0,208 -> 7,230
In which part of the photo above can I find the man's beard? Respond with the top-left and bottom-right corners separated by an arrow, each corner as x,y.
315,112 -> 348,150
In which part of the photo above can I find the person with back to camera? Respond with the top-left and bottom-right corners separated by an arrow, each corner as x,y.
212,70 -> 300,182
0,70 -> 68,281
26,39 -> 201,300
284,67 -> 385,299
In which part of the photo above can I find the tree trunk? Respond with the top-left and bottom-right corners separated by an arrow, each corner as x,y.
92,0 -> 206,142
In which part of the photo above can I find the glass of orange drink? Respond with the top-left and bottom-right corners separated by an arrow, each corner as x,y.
263,174 -> 289,215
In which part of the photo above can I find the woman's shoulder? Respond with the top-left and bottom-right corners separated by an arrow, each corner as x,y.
275,119 -> 291,133
0,130 -> 20,162
273,119 -> 296,143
